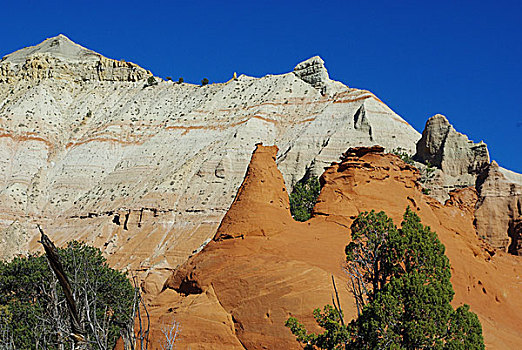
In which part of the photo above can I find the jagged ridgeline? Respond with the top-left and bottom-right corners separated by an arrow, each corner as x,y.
0,34 -> 520,271
0,35 -> 419,269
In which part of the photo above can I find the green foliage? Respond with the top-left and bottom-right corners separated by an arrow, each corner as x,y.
0,241 -> 134,350
289,177 -> 321,221
201,77 -> 209,86
286,208 -> 485,350
285,305 -> 350,350
345,210 -> 400,304
178,77 -> 184,84
166,76 -> 172,81
145,75 -> 158,87
391,147 -> 414,165
420,161 -> 436,194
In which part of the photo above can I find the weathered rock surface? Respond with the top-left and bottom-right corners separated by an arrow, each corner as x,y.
475,162 -> 522,253
0,36 -> 420,274
0,34 -> 152,82
414,114 -> 489,201
155,145 -> 522,350
293,56 -> 337,94
413,114 -> 522,253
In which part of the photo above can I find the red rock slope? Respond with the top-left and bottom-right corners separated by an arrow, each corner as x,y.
147,144 -> 521,349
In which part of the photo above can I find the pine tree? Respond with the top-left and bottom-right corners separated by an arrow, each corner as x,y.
286,208 -> 485,350
289,177 -> 321,221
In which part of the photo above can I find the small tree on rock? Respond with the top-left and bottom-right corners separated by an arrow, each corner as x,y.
289,177 -> 321,222
144,76 -> 158,88
286,208 -> 485,349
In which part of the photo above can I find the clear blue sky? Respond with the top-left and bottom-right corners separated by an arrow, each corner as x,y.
1,0 -> 520,172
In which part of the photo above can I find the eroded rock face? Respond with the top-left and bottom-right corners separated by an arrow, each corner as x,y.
475,162 -> 522,252
293,56 -> 331,93
414,114 -> 489,201
412,114 -> 522,254
156,145 -> 522,350
0,34 -> 152,82
0,36 -> 420,270
415,114 -> 490,173
213,144 -> 292,240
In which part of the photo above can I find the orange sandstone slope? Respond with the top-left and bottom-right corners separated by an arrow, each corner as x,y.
150,145 -> 521,350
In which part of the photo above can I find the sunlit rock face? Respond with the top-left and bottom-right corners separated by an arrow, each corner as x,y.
414,114 -> 490,202
475,162 -> 522,253
156,145 -> 522,350
0,35 -> 420,269
0,34 -> 152,83
413,114 -> 522,254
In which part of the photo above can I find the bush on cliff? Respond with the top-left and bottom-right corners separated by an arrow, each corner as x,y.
286,208 -> 485,349
0,241 -> 134,350
289,176 -> 321,222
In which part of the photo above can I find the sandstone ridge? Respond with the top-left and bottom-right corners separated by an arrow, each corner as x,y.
152,145 -> 522,350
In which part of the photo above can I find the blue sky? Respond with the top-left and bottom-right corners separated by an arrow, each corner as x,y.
1,0 -> 520,172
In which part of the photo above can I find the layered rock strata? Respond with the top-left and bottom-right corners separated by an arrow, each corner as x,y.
0,35 -> 420,274
475,162 -> 522,253
0,34 -> 151,83
293,56 -> 335,94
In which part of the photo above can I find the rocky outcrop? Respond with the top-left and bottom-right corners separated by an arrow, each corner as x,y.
412,114 -> 522,254
414,114 -> 489,201
353,103 -> 373,140
0,36 -> 420,269
213,144 -> 293,240
154,145 -> 522,350
475,162 -> 522,253
0,34 -> 152,82
293,56 -> 332,94
416,114 -> 489,176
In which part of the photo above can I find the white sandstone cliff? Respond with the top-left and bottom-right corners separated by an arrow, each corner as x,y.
0,35 -> 420,277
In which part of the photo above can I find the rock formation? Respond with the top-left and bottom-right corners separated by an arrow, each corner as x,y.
0,34 -> 152,82
1,35 -> 521,348
293,56 -> 333,94
213,144 -> 293,240
153,145 -> 522,350
0,35 -> 420,277
414,114 -> 489,201
413,114 -> 522,253
475,162 -> 522,253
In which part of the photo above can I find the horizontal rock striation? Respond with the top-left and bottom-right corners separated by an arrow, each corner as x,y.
0,36 -> 420,271
0,34 -> 151,83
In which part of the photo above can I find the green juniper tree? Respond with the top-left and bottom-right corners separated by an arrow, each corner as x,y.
0,241 -> 135,350
289,177 -> 321,222
286,208 -> 485,350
